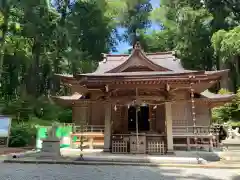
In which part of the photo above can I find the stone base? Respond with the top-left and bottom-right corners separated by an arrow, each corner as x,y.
166,150 -> 175,155
103,148 -> 111,152
221,139 -> 240,161
38,153 -> 62,159
39,139 -> 61,159
220,151 -> 240,161
220,152 -> 240,161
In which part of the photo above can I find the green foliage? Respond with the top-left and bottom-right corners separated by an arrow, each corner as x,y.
212,89 -> 240,123
57,109 -> 72,123
1,0 -> 240,133
142,29 -> 176,52
4,95 -> 72,147
9,122 -> 37,147
120,0 -> 152,45
176,7 -> 214,70
1,98 -> 34,121
0,0 -> 117,99
212,26 -> 240,90
212,26 -> 240,62
67,0 -> 116,62
1,95 -> 72,124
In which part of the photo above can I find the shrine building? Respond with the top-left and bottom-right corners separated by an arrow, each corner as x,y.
52,42 -> 234,154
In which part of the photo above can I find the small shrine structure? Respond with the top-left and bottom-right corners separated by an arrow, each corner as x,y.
52,42 -> 234,154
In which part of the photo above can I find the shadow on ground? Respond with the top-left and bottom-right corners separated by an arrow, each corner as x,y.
136,166 -> 237,180
232,175 -> 240,180
175,151 -> 221,162
1,159 -> 238,180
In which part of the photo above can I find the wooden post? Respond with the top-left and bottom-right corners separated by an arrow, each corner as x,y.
187,137 -> 190,151
104,103 -> 112,152
6,117 -> 12,148
79,124 -> 84,159
149,105 -> 153,132
209,137 -> 213,152
89,137 -> 94,149
165,102 -> 174,154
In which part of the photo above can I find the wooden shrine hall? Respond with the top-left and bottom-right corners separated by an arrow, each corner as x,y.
52,42 -> 234,154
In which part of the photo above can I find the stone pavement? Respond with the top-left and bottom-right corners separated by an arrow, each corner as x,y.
0,163 -> 239,180
4,148 -> 240,169
61,148 -> 221,163
4,148 -> 209,166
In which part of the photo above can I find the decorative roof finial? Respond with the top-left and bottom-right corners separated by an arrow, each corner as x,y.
134,41 -> 141,50
102,53 -> 107,63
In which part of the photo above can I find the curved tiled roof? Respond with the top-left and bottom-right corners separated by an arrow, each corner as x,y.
94,51 -> 184,73
201,90 -> 235,99
56,92 -> 82,100
82,70 -> 198,77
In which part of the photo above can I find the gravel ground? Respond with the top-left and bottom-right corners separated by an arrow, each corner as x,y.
0,163 -> 239,180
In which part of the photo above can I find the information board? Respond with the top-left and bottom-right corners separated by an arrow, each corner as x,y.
0,116 -> 12,147
0,116 -> 11,137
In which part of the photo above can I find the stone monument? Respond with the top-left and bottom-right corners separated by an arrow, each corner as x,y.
221,126 -> 240,161
38,123 -> 61,159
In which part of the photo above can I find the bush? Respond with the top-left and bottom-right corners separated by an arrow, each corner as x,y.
9,123 -> 37,147
58,109 -> 72,123
1,99 -> 33,121
1,95 -> 72,123
212,88 -> 240,123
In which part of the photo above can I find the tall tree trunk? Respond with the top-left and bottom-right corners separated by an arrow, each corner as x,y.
0,1 -> 10,85
219,58 -> 230,90
51,0 -> 70,94
235,56 -> 240,91
216,55 -> 220,70
26,38 -> 41,97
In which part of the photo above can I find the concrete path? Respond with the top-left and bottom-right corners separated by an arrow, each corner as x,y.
61,148 -> 222,164
4,148 -> 240,169
0,163 -> 239,180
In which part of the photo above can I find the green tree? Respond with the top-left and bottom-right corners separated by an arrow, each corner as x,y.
212,26 -> 240,92
176,7 -> 213,70
120,0 -> 152,46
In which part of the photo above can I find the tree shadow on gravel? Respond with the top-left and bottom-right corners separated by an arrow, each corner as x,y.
135,166 -> 236,180
231,175 -> 240,180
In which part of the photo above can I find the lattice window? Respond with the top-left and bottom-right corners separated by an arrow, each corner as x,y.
147,141 -> 165,154
112,140 -> 128,153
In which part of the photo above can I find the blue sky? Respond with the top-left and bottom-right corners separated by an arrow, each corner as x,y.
115,0 -> 160,53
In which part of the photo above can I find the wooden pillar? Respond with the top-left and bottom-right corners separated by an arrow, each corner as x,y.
187,137 -> 190,151
104,103 -> 112,152
209,137 -> 213,152
149,105 -> 153,132
165,102 -> 174,153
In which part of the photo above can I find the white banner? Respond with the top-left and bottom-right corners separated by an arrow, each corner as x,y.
0,116 -> 11,137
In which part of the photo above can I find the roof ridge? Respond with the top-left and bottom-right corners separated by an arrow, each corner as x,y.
104,51 -> 174,57
105,54 -> 129,57
106,47 -> 171,73
146,51 -> 174,55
